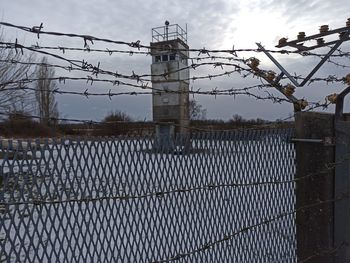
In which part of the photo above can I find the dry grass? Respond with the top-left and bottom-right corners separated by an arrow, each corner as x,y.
0,118 -> 56,138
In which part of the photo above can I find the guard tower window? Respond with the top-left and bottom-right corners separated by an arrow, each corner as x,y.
155,56 -> 161,62
162,54 -> 169,62
169,53 -> 176,61
180,55 -> 188,65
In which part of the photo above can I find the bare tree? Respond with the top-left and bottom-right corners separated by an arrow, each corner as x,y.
189,99 -> 207,120
35,57 -> 59,126
0,30 -> 35,115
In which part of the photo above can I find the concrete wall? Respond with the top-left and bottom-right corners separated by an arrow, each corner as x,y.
152,82 -> 189,121
152,82 -> 182,106
151,60 -> 189,83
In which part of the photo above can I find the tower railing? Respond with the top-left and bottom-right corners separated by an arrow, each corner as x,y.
152,23 -> 187,43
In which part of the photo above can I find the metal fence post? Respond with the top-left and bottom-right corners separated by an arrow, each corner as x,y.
295,112 -> 335,263
334,87 -> 350,262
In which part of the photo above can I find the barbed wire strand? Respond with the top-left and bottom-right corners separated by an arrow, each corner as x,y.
2,141 -> 350,207
1,41 -> 349,83
2,183 -> 344,262
3,21 -> 350,58
151,192 -> 350,262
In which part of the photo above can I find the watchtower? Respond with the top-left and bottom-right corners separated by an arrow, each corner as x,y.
151,21 -> 189,142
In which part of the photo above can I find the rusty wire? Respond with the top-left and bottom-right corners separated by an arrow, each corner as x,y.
0,21 -> 347,126
0,43 -> 348,90
2,21 -> 350,57
152,192 -> 350,262
1,39 -> 349,88
1,147 -> 349,207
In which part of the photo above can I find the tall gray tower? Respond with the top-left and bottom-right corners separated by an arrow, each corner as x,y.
151,22 -> 189,141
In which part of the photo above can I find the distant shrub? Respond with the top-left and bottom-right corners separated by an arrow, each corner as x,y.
93,111 -> 133,136
57,123 -> 91,136
103,111 -> 132,123
190,115 -> 292,131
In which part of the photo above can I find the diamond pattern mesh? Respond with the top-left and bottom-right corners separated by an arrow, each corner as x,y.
0,128 -> 296,262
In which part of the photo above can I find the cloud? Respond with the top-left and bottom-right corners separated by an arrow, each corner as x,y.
260,0 -> 349,30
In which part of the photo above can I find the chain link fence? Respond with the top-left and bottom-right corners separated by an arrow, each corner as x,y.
0,128 -> 296,262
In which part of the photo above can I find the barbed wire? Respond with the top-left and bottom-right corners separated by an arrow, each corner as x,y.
2,137 -> 349,207
5,42 -> 350,74
0,58 -> 92,74
0,179 -> 297,206
326,57 -> 350,69
3,21 -> 350,57
0,83 -> 273,97
0,22 -> 147,50
152,191 -> 350,262
0,41 -> 153,82
0,85 -> 153,97
3,45 -> 349,96
0,41 -> 258,85
0,75 -> 151,90
0,58 -> 292,93
23,44 -> 350,59
30,44 -> 151,55
0,75 -> 275,100
1,40 -> 349,93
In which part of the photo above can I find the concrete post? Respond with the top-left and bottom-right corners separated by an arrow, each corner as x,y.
154,123 -> 175,152
334,115 -> 350,262
295,112 -> 335,263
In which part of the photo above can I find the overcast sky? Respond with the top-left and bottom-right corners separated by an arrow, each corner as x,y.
1,0 -> 350,121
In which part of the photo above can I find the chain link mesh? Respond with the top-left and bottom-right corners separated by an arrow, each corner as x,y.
0,128 -> 296,262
